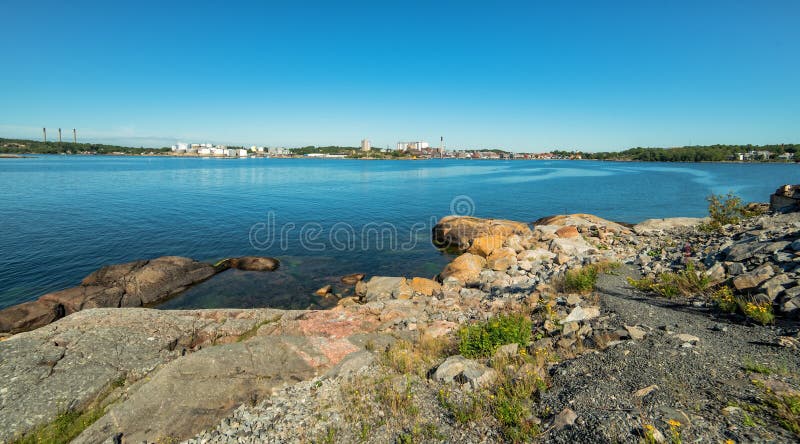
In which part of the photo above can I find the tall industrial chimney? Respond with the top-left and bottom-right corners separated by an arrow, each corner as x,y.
43,128 -> 46,142
58,128 -> 62,143
73,129 -> 77,143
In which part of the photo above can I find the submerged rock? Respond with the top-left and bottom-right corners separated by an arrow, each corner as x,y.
229,256 -> 280,272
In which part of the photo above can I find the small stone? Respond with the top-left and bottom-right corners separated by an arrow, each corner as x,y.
552,408 -> 578,430
314,285 -> 332,296
563,306 -> 600,323
674,333 -> 700,344
624,325 -> 646,341
561,321 -> 579,337
493,343 -> 519,360
633,384 -> 658,398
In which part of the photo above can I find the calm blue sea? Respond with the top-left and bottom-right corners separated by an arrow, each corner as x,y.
0,156 -> 796,310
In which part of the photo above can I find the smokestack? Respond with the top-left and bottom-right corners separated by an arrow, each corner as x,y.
58,128 -> 62,143
43,128 -> 46,142
73,129 -> 77,143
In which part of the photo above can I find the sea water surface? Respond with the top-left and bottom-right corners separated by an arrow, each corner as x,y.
0,156 -> 796,310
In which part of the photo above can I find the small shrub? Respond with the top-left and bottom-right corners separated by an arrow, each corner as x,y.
627,262 -> 708,298
712,286 -> 737,313
458,314 -> 532,358
564,266 -> 599,293
562,261 -> 619,293
740,300 -> 774,325
703,192 -> 747,231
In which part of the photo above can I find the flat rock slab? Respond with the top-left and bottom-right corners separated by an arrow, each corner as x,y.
0,308 -> 290,442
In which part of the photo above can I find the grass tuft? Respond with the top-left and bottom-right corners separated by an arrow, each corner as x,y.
458,314 -> 531,359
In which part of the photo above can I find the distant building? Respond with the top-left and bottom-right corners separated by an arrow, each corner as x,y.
237,149 -> 248,157
361,139 -> 371,152
397,141 -> 429,151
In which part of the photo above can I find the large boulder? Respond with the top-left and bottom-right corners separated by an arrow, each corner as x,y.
769,184 -> 800,212
409,277 -> 442,296
439,253 -> 486,286
0,256 -> 218,334
356,276 -> 408,302
533,214 -> 630,234
733,264 -> 775,291
432,216 -> 532,253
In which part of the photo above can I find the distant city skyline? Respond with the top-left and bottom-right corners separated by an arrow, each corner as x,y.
2,1 -> 799,152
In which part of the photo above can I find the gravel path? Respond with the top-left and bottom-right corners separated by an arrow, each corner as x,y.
541,266 -> 800,443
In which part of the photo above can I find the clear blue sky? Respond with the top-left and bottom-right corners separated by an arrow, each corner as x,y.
2,0 -> 798,151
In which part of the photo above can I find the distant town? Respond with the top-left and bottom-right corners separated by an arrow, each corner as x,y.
166,139 -> 585,160
1,135 -> 798,163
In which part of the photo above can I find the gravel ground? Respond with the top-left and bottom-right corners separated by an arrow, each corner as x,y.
541,266 -> 800,443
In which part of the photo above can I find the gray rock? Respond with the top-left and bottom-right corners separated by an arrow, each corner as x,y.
433,355 -> 497,390
563,306 -> 600,323
725,240 -> 766,262
726,262 -> 746,276
733,263 -> 775,290
358,276 -> 407,302
552,407 -> 578,430
624,325 -> 647,341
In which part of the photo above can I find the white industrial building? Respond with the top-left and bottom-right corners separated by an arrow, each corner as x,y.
397,141 -> 429,151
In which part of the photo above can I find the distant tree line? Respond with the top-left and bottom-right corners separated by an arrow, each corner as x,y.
289,145 -> 359,155
582,144 -> 799,162
0,138 -> 171,155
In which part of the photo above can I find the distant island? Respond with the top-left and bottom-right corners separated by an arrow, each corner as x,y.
1,137 -> 798,162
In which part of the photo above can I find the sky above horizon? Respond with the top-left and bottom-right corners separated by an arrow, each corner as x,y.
2,1 -> 799,152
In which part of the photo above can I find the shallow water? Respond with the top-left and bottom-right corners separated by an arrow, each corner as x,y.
0,156 -> 796,309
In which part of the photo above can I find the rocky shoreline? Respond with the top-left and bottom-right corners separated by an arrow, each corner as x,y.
1,190 -> 799,443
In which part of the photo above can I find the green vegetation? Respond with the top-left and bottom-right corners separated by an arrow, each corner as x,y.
562,261 -> 620,293
583,144 -> 799,162
457,314 -> 532,358
382,335 -> 453,377
289,145 -> 358,155
740,299 -> 775,325
711,286 -> 738,313
699,192 -> 754,231
12,406 -> 105,444
626,262 -> 709,298
0,137 -> 170,155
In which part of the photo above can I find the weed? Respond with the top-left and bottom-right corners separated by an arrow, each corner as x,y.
765,394 -> 800,436
667,419 -> 682,444
743,358 -> 777,375
712,286 -> 738,313
627,262 -> 709,298
458,314 -> 532,358
382,334 -> 453,376
742,411 -> 757,427
740,299 -> 774,325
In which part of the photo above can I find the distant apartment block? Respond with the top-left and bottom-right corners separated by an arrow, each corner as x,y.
361,139 -> 371,152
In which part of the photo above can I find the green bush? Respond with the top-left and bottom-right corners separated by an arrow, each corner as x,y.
702,192 -> 748,231
458,314 -> 531,358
